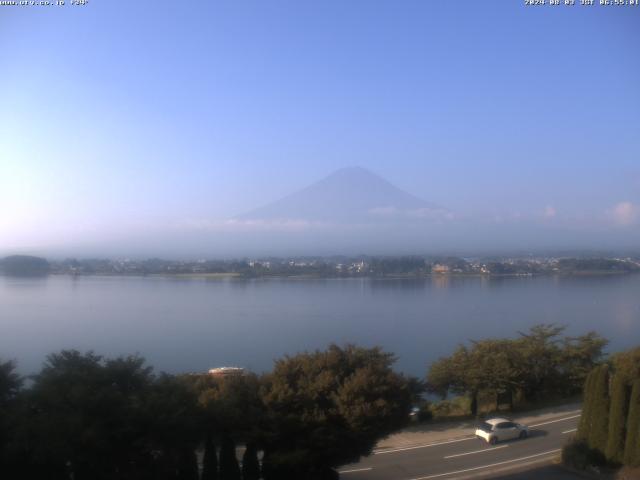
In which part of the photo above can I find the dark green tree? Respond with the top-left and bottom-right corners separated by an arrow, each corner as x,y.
190,373 -> 264,441
468,339 -> 522,411
587,365 -> 610,453
606,373 -> 629,463
0,360 -> 22,404
561,332 -> 608,395
623,380 -> 640,467
514,324 -> 565,402
428,325 -> 608,417
261,344 -> 415,478
427,346 -> 480,414
19,351 -> 160,479
431,339 -> 522,414
201,434 -> 218,480
0,360 -> 23,474
577,368 -> 598,441
612,347 -> 640,384
219,434 -> 241,480
176,448 -> 199,480
241,442 -> 260,480
142,374 -> 202,479
427,350 -> 460,399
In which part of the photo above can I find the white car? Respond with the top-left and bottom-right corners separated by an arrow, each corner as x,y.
475,418 -> 529,444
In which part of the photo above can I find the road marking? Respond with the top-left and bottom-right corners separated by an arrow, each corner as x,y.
444,445 -> 508,459
407,449 -> 562,480
373,411 -> 581,457
562,428 -> 578,434
374,437 -> 475,455
339,467 -> 373,474
529,413 -> 581,428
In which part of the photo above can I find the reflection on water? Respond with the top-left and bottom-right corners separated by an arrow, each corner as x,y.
1,274 -> 639,377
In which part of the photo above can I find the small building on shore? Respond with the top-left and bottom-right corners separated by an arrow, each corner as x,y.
432,264 -> 450,274
208,367 -> 245,378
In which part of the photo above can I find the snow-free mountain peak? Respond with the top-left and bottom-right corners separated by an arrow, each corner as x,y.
237,167 -> 446,223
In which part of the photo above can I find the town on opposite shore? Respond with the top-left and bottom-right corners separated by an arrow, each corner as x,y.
2,253 -> 640,278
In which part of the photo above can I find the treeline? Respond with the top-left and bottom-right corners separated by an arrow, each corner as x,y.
564,347 -> 640,470
555,258 -> 639,274
427,325 -> 607,415
7,255 -> 640,278
0,255 -> 50,276
0,345 -> 419,480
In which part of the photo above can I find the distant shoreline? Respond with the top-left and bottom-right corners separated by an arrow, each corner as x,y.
148,272 -> 242,279
15,270 -> 637,280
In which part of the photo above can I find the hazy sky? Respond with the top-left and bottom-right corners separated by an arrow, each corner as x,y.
1,1 -> 639,255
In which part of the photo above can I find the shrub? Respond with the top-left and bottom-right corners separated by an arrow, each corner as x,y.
562,440 -> 607,471
607,374 -> 630,463
417,403 -> 433,422
578,368 -> 597,441
588,365 -> 610,452
241,443 -> 260,480
219,434 -> 241,480
202,435 -> 218,480
430,400 -> 455,418
623,381 -> 640,467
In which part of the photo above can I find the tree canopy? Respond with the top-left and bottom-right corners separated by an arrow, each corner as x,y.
427,325 -> 607,415
573,346 -> 640,469
0,344 -> 419,479
260,344 -> 417,479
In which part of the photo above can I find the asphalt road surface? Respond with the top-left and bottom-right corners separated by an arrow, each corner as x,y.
338,413 -> 581,480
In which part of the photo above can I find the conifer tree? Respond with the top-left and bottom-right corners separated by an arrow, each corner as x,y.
623,380 -> 640,467
177,448 -> 199,480
202,434 -> 218,480
219,434 -> 241,480
577,368 -> 597,441
606,374 -> 629,463
241,442 -> 260,480
588,365 -> 610,453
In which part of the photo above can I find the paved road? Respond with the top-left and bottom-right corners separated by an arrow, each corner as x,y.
338,413 -> 581,480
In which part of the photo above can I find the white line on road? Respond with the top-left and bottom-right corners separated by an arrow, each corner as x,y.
408,449 -> 562,480
562,428 -> 578,434
444,445 -> 508,459
375,411 -> 581,457
339,467 -> 373,474
529,413 -> 581,428
374,437 -> 475,455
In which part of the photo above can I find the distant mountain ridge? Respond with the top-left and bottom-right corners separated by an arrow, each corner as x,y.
237,167 -> 446,224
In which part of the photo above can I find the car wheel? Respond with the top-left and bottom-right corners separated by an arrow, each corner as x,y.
519,430 -> 528,439
490,436 -> 498,445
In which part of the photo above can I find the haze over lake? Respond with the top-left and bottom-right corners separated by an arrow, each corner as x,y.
2,274 -> 639,377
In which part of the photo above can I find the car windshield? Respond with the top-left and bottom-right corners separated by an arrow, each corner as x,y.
478,422 -> 493,433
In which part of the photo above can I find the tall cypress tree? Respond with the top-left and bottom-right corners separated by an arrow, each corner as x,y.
623,380 -> 640,467
577,368 -> 597,441
606,374 -> 629,463
176,448 -> 199,480
202,435 -> 218,480
241,443 -> 260,480
219,434 -> 241,480
587,365 -> 610,453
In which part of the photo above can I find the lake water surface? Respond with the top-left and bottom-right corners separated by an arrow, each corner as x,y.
1,274 -> 639,377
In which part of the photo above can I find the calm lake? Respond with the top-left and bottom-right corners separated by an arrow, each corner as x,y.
1,274 -> 639,377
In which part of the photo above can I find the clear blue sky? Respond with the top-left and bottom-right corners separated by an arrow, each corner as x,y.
1,1 -> 639,255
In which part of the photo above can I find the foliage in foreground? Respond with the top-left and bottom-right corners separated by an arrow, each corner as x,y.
259,345 -> 416,479
562,440 -> 607,471
573,347 -> 640,470
0,344 -> 417,480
